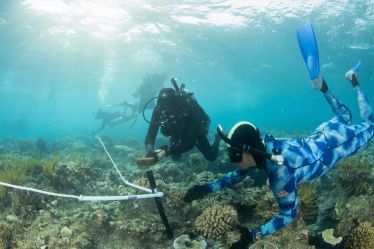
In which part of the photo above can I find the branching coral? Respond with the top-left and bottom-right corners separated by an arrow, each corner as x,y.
344,222 -> 374,249
298,182 -> 318,222
195,204 -> 238,239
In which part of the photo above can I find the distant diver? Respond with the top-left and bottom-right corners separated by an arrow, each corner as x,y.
184,24 -> 373,248
2,116 -> 29,132
92,101 -> 139,136
133,73 -> 167,111
136,77 -> 221,166
92,73 -> 166,136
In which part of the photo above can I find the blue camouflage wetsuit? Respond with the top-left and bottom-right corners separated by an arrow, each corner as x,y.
206,86 -> 374,237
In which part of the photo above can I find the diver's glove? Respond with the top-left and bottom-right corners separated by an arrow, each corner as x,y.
183,184 -> 210,203
230,226 -> 259,249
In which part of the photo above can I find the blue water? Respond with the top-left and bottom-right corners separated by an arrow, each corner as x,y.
0,0 -> 373,142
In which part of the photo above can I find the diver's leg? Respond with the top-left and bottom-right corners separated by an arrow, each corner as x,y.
319,75 -> 374,171
195,135 -> 220,161
352,77 -> 374,124
322,78 -> 352,124
344,60 -> 373,123
314,79 -> 352,133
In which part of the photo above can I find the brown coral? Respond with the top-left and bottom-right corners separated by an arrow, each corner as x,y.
168,188 -> 186,209
344,222 -> 374,249
132,177 -> 150,188
195,204 -> 238,239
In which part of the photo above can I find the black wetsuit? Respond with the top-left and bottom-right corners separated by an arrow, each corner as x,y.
145,93 -> 220,161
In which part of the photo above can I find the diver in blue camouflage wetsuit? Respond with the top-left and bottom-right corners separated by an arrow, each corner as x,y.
184,65 -> 373,249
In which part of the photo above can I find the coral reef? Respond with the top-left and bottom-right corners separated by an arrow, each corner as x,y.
322,228 -> 342,246
0,223 -> 14,249
0,135 -> 371,249
333,194 -> 374,236
344,222 -> 374,249
132,177 -> 150,188
173,235 -> 207,249
168,188 -> 186,210
35,138 -> 48,153
226,217 -> 314,249
195,204 -> 238,239
337,157 -> 373,196
42,156 -> 60,180
187,153 -> 207,173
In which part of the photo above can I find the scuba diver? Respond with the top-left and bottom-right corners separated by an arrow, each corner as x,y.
92,101 -> 139,135
93,73 -> 165,136
185,63 -> 373,248
184,24 -> 374,249
133,73 -> 167,111
137,77 -> 221,166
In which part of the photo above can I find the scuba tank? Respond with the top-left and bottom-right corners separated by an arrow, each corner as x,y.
143,77 -> 192,126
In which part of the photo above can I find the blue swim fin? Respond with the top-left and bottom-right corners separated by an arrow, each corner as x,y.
297,23 -> 320,80
352,59 -> 361,73
345,59 -> 361,81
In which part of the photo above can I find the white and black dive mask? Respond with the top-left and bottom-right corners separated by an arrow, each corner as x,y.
217,124 -> 284,166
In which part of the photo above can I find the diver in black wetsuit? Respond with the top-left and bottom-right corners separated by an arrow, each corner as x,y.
92,101 -> 139,135
139,78 -> 221,165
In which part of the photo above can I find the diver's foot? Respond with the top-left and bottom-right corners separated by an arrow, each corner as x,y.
312,76 -> 328,93
345,70 -> 359,87
345,69 -> 357,81
311,77 -> 322,90
345,60 -> 361,87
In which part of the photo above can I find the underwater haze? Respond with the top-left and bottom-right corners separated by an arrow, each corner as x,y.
1,0 -> 373,141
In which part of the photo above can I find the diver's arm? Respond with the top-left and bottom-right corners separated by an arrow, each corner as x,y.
145,107 -> 161,149
256,179 -> 298,237
184,167 -> 251,203
206,168 -> 252,193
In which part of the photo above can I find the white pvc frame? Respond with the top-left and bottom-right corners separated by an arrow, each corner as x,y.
0,136 -> 163,202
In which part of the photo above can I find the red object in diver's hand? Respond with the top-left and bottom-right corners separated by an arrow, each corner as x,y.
136,157 -> 156,166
